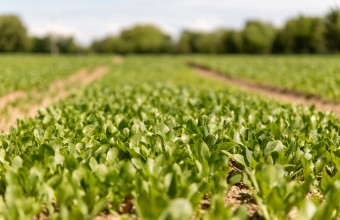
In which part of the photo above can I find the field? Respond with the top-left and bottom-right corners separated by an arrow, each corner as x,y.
0,55 -> 110,96
0,55 -> 339,220
188,55 -> 340,103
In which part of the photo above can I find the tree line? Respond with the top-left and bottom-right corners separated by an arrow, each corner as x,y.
0,15 -> 86,54
1,8 -> 340,54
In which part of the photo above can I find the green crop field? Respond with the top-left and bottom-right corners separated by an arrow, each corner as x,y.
188,55 -> 340,103
0,55 -> 109,96
0,56 -> 339,220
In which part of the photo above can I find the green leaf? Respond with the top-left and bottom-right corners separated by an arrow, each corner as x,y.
195,160 -> 203,173
245,147 -> 258,169
200,141 -> 211,161
264,140 -> 285,155
106,148 -> 119,165
54,150 -> 64,166
228,174 -> 242,185
0,148 -> 6,163
159,198 -> 193,220
11,156 -> 23,171
233,154 -> 246,167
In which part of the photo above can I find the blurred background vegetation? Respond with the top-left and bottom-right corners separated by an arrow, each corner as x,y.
0,7 -> 340,54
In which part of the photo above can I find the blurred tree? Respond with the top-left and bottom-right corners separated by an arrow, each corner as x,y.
195,30 -> 227,53
211,29 -> 230,53
92,37 -> 128,53
324,7 -> 340,52
31,34 -> 80,54
92,37 -> 112,53
242,20 -> 276,53
57,36 -> 78,53
222,30 -> 243,53
177,30 -> 227,53
272,16 -> 326,53
92,24 -> 172,54
0,15 -> 30,52
177,31 -> 197,53
119,24 -> 172,53
194,33 -> 213,53
31,36 -> 51,53
271,31 -> 286,54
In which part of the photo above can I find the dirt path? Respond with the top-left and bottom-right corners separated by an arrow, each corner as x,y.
0,90 -> 27,110
189,63 -> 340,118
0,67 -> 108,133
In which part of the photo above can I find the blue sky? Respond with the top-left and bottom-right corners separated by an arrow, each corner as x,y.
0,0 -> 338,45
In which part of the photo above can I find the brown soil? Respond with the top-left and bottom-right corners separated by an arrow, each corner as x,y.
306,187 -> 325,203
225,185 -> 261,219
0,90 -> 27,110
0,67 -> 108,133
189,63 -> 340,118
94,214 -> 121,220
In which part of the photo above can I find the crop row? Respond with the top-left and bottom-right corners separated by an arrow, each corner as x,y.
0,55 -> 109,96
0,56 -> 339,219
188,55 -> 340,103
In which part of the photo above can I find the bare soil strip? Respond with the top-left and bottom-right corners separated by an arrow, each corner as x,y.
0,90 -> 27,110
189,63 -> 340,118
225,185 -> 261,218
0,67 -> 108,133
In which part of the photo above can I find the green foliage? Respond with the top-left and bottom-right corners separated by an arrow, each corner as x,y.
177,30 -> 243,54
0,56 -> 339,219
120,25 -> 172,53
91,37 -> 123,53
242,20 -> 276,54
31,35 -> 82,54
92,25 -> 172,54
272,16 -> 326,53
190,55 -> 340,103
324,7 -> 340,52
0,55 -> 109,96
177,31 -> 197,53
0,15 -> 30,52
223,30 -> 244,53
2,8 -> 340,54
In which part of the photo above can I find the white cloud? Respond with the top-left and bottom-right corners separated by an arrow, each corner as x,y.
183,19 -> 220,32
27,19 -> 87,42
